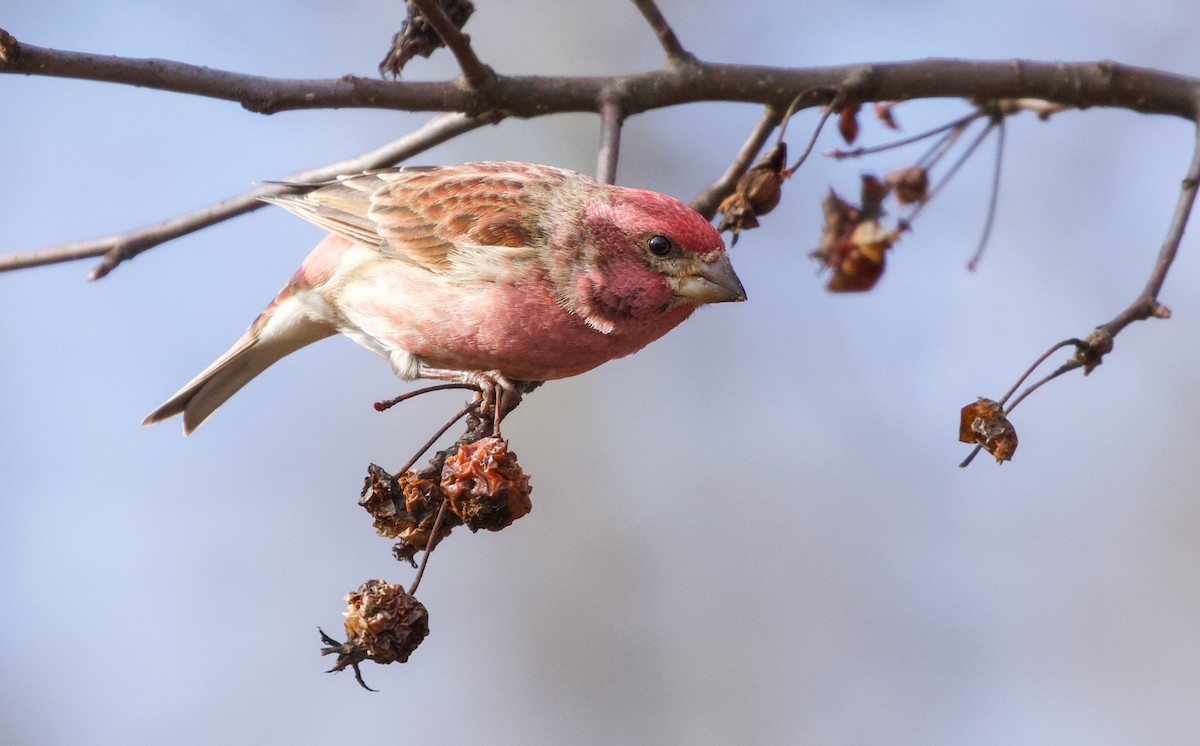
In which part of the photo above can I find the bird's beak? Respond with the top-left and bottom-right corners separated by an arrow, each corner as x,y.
673,252 -> 747,304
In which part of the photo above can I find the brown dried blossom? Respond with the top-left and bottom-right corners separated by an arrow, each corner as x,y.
812,175 -> 900,292
361,464 -> 457,556
958,397 -> 1018,463
321,580 -> 430,689
441,436 -> 532,532
379,0 -> 476,78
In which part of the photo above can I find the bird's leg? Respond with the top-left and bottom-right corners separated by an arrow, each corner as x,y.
417,366 -> 516,434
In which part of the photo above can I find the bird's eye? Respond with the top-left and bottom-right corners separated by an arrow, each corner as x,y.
647,234 -> 672,256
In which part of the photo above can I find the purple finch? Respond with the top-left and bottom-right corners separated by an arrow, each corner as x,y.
143,161 -> 746,434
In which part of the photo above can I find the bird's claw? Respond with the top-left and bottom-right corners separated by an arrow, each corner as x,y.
416,366 -> 520,435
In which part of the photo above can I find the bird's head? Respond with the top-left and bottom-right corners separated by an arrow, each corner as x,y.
564,186 -> 746,334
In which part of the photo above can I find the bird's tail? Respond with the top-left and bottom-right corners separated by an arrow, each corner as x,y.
143,294 -> 335,435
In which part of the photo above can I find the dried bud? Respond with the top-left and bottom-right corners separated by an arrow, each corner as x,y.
873,102 -> 899,130
959,398 -> 1018,463
837,103 -> 862,144
716,142 -> 788,245
441,436 -> 532,532
321,579 -> 430,688
378,0 -> 475,78
884,166 -> 930,206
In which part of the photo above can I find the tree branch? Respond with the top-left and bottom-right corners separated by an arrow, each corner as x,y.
629,0 -> 693,64
2,32 -> 1196,121
0,112 -> 498,277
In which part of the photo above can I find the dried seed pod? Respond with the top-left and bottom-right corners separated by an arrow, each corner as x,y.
959,398 -> 1018,463
811,180 -> 899,293
441,436 -> 532,532
716,142 -> 788,245
379,0 -> 476,78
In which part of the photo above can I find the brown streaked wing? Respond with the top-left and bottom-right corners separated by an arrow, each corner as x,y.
260,175 -> 384,249
366,163 -> 570,272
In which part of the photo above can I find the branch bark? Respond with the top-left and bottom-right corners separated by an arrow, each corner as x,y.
2,33 -> 1197,120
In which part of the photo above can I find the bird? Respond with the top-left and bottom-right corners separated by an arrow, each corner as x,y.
143,161 -> 746,434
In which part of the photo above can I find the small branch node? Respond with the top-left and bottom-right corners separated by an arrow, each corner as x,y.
1069,328 -> 1114,376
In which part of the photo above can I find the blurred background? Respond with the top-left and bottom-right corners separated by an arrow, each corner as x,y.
4,1 -> 1200,743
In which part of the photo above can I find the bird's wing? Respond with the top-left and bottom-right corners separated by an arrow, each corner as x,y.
261,162 -> 575,275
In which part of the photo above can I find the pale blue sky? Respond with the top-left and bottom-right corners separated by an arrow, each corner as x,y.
4,2 -> 1200,744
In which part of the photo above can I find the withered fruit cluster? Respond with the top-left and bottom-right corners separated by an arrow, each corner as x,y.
811,168 -> 928,293
321,579 -> 430,689
335,433 -> 532,686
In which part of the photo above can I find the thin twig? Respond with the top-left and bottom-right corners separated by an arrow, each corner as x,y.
996,339 -> 1085,407
395,401 -> 477,477
1098,121 -> 1200,337
826,110 -> 983,160
916,119 -> 972,171
596,94 -> 624,185
408,498 -> 450,596
691,106 -> 783,219
903,118 -> 995,226
784,91 -> 845,177
629,0 -> 692,63
963,122 -> 1200,467
0,112 -> 497,278
408,0 -> 490,87
374,383 -> 478,411
958,338 -> 1084,468
1004,361 -> 1079,414
966,117 -> 1007,271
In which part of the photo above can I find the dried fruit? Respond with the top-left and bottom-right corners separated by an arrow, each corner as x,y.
811,176 -> 900,292
959,397 -> 1018,463
441,436 -> 532,532
361,464 -> 456,555
716,142 -> 788,245
379,0 -> 476,78
321,579 -> 430,689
